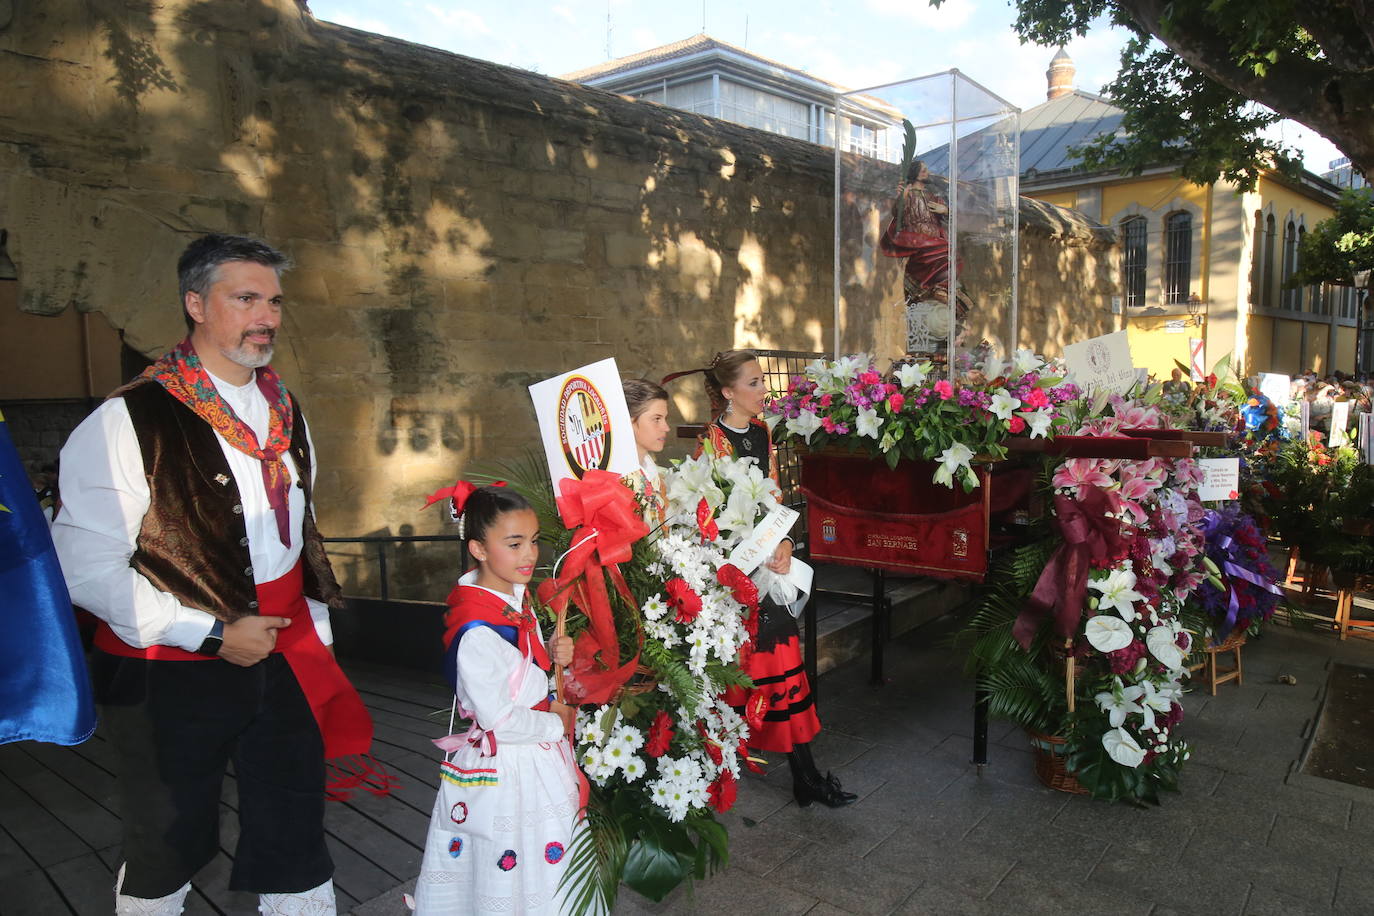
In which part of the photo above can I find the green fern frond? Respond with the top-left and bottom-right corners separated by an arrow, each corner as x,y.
640,638 -> 701,711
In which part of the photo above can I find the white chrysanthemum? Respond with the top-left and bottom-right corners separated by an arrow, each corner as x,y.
611,725 -> 645,752
622,756 -> 647,783
642,595 -> 668,621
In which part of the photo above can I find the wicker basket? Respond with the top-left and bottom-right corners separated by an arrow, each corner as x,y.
1026,729 -> 1089,795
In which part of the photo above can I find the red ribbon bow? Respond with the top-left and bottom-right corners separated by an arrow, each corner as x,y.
421,479 -> 505,513
538,470 -> 650,705
1013,488 -> 1135,649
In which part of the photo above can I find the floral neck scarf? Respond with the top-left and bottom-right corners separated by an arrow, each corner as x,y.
144,338 -> 295,546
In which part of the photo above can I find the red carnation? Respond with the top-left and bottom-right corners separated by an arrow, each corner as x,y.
645,710 -> 674,758
707,770 -> 738,814
665,578 -> 703,624
887,392 -> 906,412
1008,415 -> 1026,434
696,498 -> 719,542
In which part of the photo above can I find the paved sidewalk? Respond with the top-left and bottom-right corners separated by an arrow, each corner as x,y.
613,618 -> 1374,916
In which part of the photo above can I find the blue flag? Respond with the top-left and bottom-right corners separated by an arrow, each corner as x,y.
0,409 -> 95,746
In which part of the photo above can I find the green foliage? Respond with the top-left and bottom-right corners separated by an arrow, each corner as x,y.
988,0 -> 1374,187
957,534 -> 1069,734
1292,188 -> 1374,287
560,786 -> 728,913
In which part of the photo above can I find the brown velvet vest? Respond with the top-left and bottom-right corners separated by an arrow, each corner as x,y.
118,378 -> 343,623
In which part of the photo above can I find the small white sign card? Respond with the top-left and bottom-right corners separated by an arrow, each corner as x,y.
1196,457 -> 1241,502
528,358 -> 639,490
1258,372 -> 1291,406
1330,400 -> 1352,447
1063,330 -> 1138,396
728,504 -> 799,575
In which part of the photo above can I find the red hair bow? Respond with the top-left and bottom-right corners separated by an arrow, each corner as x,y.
421,479 -> 505,513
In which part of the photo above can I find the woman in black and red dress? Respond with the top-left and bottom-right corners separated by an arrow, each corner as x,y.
683,349 -> 855,808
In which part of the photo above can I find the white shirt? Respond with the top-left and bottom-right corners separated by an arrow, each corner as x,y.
450,570 -> 561,744
52,370 -> 332,652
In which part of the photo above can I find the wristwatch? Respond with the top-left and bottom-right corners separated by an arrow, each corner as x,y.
197,619 -> 225,657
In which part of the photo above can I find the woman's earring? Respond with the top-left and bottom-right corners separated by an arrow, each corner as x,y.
725,398 -> 733,417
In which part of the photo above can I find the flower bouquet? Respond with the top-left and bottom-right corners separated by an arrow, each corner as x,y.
1191,505 -> 1283,642
767,351 -> 1077,491
473,453 -> 756,913
961,396 -> 1205,804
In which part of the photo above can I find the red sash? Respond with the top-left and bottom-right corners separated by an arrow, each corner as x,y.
443,584 -> 550,671
95,562 -> 395,800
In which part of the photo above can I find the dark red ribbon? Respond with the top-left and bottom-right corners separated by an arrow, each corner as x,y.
1013,488 -> 1135,649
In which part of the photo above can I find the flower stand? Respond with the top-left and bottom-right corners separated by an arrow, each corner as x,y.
1330,571 -> 1374,640
1187,630 -> 1245,695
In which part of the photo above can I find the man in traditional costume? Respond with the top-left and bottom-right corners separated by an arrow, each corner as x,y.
53,234 -> 381,915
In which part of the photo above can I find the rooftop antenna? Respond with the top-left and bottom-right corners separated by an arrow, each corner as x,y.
605,0 -> 612,58
744,13 -> 748,47
702,0 -> 706,33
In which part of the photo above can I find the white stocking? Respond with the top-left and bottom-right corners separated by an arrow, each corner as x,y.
258,879 -> 337,915
114,863 -> 191,916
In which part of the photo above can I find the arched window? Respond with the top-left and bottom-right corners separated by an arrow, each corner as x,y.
1120,216 -> 1147,308
1249,210 -> 1264,304
1163,211 -> 1191,305
1263,214 -> 1277,308
1281,219 -> 1299,310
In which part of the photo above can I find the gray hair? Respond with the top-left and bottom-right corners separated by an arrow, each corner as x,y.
177,234 -> 291,332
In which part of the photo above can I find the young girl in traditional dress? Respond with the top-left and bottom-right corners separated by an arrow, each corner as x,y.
622,378 -> 671,530
412,484 -> 581,914
685,349 -> 856,808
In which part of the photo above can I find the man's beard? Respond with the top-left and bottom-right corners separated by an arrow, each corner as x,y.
224,330 -> 275,369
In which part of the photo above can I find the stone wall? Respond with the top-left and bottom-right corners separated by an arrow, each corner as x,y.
1,1 -> 1118,597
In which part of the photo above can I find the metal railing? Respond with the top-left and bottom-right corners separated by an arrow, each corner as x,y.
322,534 -> 468,602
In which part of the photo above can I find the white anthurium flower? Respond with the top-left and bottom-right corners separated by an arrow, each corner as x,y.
1137,679 -> 1173,731
1145,625 -> 1185,671
987,389 -> 1020,421
1094,676 -> 1145,728
1018,408 -> 1054,439
896,361 -> 930,389
1012,348 -> 1043,376
1084,615 -> 1134,653
856,406 -> 883,439
938,441 -> 975,471
1088,567 -> 1145,622
1102,727 -> 1146,768
785,410 -> 823,443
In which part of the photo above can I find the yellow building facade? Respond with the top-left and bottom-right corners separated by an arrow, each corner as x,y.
1019,57 -> 1353,380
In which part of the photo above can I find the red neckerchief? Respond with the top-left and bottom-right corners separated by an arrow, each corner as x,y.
143,338 -> 295,546
443,584 -> 551,671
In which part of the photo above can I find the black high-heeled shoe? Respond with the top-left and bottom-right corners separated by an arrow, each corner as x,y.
793,770 -> 857,808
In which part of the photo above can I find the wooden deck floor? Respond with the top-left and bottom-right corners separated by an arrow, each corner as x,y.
0,664 -> 454,915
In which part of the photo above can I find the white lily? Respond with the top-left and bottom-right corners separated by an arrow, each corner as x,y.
785,410 -> 823,443
1137,679 -> 1174,731
804,358 -> 836,389
855,407 -> 883,439
1012,348 -> 1043,376
938,441 -> 975,472
896,360 -> 930,389
833,354 -> 868,381
1088,567 -> 1145,622
1102,727 -> 1146,768
1018,408 -> 1054,439
932,463 -> 955,488
1094,676 -> 1145,728
987,389 -> 1019,421
716,491 -> 758,536
1145,625 -> 1185,671
1084,615 -> 1134,653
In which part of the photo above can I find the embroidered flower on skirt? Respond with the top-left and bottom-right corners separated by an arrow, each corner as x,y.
498,849 -> 518,871
544,842 -> 565,864
448,838 -> 463,858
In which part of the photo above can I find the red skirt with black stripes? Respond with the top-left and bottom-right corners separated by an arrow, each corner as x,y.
736,633 -> 821,753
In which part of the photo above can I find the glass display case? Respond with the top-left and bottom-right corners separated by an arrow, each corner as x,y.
834,70 -> 1020,377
